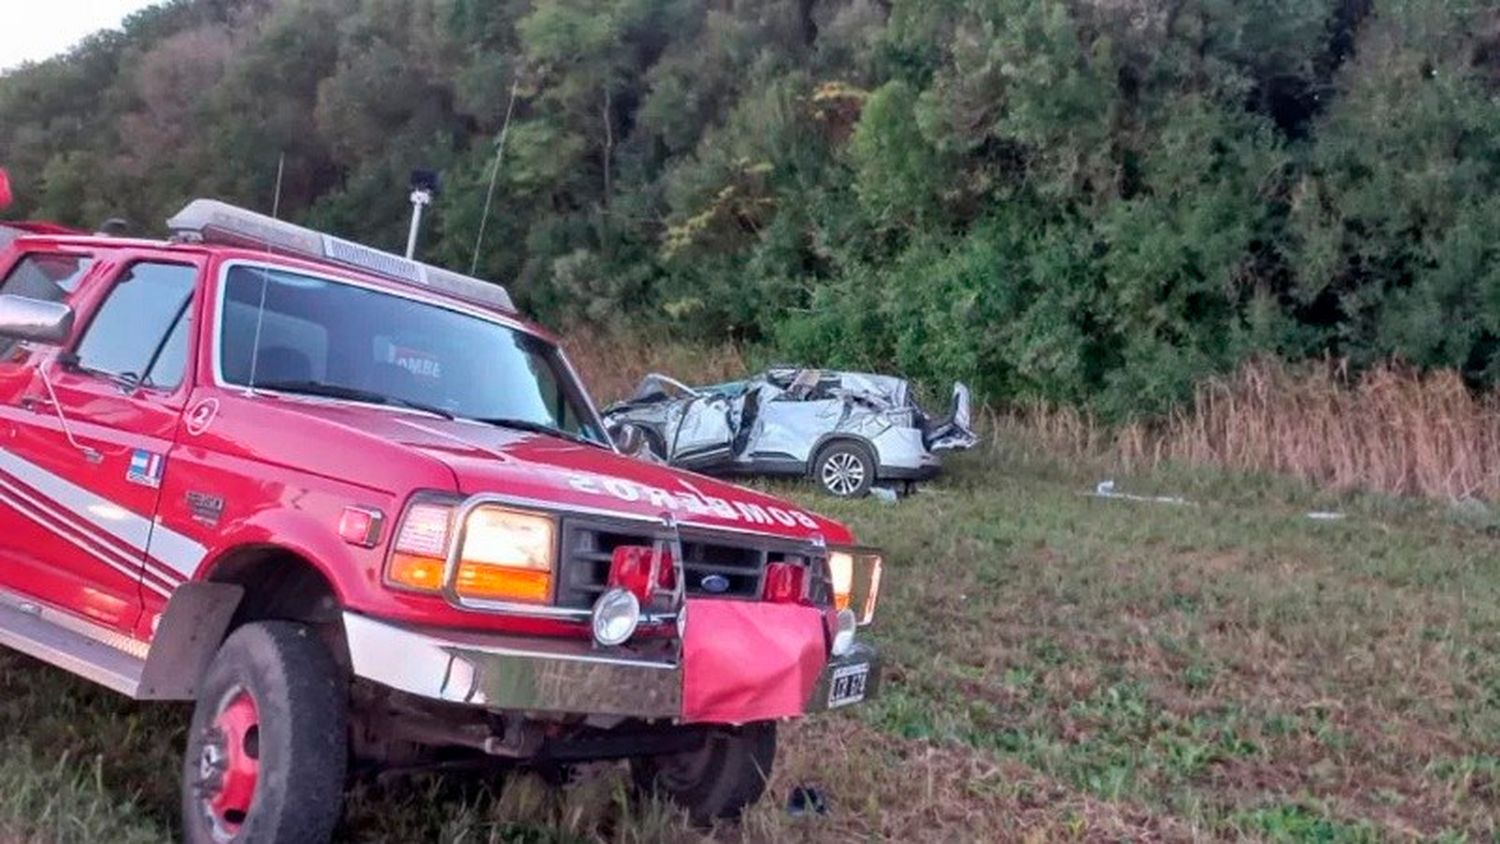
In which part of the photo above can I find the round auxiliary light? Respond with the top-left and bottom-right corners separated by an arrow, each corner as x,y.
592,587 -> 642,647
831,608 -> 858,657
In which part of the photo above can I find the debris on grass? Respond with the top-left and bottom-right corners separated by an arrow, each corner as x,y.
786,784 -> 828,817
1086,479 -> 1193,506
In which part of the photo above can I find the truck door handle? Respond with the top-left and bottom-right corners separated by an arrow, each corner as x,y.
20,394 -> 55,414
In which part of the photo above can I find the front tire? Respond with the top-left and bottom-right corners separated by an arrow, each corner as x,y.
630,721 -> 777,826
181,621 -> 348,844
813,441 -> 876,498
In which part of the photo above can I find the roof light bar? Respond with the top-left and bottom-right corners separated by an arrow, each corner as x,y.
166,199 -> 515,313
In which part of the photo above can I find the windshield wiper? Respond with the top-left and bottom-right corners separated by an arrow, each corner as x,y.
474,416 -> 603,448
255,380 -> 455,420
58,352 -> 147,392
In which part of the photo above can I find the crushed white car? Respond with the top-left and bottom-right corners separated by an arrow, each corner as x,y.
602,367 -> 978,497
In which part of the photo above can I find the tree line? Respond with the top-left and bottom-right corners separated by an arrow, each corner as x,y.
2,0 -> 1498,417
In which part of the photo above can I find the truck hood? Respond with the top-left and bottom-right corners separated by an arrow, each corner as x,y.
375,412 -> 854,543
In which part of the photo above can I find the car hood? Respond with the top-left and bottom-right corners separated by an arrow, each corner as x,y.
373,413 -> 853,543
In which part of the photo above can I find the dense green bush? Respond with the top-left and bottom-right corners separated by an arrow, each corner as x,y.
3,0 -> 1499,418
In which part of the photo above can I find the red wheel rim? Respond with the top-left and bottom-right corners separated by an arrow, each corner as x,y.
197,688 -> 260,837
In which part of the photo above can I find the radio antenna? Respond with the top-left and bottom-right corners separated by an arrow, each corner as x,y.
270,151 -> 285,221
245,151 -> 286,397
469,75 -> 522,276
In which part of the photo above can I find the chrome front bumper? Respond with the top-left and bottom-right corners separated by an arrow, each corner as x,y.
342,612 -> 881,721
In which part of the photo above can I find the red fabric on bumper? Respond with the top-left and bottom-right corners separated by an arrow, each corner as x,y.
681,598 -> 827,724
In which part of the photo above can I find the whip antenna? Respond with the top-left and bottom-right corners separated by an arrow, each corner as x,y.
245,151 -> 285,397
270,151 -> 285,221
470,75 -> 522,276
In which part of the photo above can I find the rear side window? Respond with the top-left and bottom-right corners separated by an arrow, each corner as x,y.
74,262 -> 197,390
0,253 -> 93,303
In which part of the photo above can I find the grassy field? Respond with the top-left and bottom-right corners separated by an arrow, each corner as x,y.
2,444 -> 1498,842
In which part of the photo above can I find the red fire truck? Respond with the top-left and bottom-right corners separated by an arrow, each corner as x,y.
0,200 -> 882,842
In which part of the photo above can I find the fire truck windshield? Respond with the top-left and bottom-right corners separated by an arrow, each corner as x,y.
217,263 -> 606,445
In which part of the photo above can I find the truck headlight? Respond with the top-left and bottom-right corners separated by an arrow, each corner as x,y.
829,551 -> 854,611
828,547 -> 882,626
387,501 -> 556,604
456,506 -> 556,603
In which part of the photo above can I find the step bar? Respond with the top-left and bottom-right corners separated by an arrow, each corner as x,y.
0,590 -> 146,697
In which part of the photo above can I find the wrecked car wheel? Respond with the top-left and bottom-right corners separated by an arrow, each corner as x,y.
630,721 -> 776,825
182,622 -> 348,844
814,441 -> 875,498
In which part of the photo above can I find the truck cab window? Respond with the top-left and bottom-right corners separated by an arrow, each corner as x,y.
145,306 -> 193,389
0,253 -> 93,303
73,262 -> 196,389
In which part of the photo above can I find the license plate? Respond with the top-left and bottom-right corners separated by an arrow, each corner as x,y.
827,662 -> 869,708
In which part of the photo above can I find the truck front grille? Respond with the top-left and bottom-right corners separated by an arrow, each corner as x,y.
556,518 -> 830,609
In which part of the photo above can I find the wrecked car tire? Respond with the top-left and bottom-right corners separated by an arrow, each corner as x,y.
630,721 -> 776,825
813,441 -> 876,498
181,621 -> 349,844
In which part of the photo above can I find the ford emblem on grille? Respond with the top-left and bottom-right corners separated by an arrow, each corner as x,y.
700,574 -> 730,594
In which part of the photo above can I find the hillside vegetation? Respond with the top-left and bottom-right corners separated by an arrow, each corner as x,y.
4,0 -> 1500,418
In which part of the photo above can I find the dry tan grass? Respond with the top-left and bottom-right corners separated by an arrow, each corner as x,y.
735,719 -> 1198,842
564,327 -> 1500,502
991,359 -> 1500,502
560,325 -> 750,406
486,718 -> 1199,843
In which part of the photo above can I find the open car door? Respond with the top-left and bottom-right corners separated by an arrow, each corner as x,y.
666,392 -> 737,470
923,383 -> 979,451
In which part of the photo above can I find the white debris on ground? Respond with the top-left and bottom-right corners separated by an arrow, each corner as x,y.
1086,481 -> 1354,522
1085,480 -> 1193,506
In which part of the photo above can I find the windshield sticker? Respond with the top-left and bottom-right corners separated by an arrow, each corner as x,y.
390,345 -> 443,379
566,473 -> 820,529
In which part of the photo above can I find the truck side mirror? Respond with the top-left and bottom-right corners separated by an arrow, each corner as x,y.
0,294 -> 74,344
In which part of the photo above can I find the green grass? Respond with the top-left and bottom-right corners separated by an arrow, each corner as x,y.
2,447 -> 1498,841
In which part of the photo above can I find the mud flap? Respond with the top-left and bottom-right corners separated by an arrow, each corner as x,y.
137,582 -> 244,700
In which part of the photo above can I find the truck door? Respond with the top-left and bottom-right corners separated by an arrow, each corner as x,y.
0,255 -> 200,634
0,248 -> 99,607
